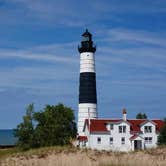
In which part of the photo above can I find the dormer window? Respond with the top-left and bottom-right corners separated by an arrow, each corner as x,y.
119,126 -> 126,133
144,126 -> 152,133
110,124 -> 114,130
106,123 -> 114,131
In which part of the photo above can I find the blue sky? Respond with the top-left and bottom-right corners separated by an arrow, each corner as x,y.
0,0 -> 166,128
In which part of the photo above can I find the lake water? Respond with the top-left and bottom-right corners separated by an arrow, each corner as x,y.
0,129 -> 17,146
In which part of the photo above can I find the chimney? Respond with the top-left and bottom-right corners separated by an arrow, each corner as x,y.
122,108 -> 127,121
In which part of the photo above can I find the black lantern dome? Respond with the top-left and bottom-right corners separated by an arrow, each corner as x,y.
78,29 -> 96,53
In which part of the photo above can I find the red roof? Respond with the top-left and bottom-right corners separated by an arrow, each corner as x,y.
78,136 -> 87,141
153,120 -> 165,132
130,134 -> 143,140
85,119 -> 121,133
84,119 -> 164,133
128,119 -> 145,133
130,134 -> 137,140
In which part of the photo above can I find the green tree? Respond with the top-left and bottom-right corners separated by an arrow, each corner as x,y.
14,103 -> 36,150
34,103 -> 76,147
136,112 -> 147,119
158,118 -> 166,145
15,103 -> 77,149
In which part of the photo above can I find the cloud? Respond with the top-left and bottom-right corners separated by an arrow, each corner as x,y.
97,28 -> 166,47
105,29 -> 166,47
1,0 -> 97,27
93,0 -> 166,14
0,42 -> 78,64
0,28 -> 165,96
2,0 -> 165,28
94,28 -> 166,73
0,42 -> 79,95
0,65 -> 78,95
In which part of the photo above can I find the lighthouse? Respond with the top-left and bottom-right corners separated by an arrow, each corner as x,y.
78,29 -> 98,136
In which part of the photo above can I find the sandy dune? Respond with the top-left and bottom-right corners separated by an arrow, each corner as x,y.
0,147 -> 166,166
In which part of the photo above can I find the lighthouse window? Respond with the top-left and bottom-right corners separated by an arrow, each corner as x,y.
82,36 -> 89,41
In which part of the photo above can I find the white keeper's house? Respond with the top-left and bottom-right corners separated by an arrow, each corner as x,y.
79,109 -> 164,151
77,30 -> 164,151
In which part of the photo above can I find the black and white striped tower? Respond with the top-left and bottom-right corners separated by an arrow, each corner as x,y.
78,29 -> 98,136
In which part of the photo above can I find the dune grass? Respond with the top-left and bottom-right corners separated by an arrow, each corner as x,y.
0,145 -> 74,160
0,146 -> 166,166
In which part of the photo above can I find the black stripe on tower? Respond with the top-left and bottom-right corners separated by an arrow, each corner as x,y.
79,72 -> 97,103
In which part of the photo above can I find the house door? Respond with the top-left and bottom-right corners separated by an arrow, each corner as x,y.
134,140 -> 142,150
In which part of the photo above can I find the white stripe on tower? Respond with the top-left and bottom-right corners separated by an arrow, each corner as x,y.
78,29 -> 98,136
80,52 -> 95,73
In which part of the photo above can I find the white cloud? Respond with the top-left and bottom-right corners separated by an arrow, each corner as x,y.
0,42 -> 79,95
93,0 -> 166,14
98,28 -> 166,47
0,65 -> 78,95
0,42 -> 78,64
94,28 -> 166,73
3,0 -> 165,28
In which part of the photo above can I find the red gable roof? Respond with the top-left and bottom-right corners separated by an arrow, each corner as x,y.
85,119 -> 121,133
153,120 -> 165,132
84,119 -> 164,133
128,119 -> 145,133
78,136 -> 87,141
130,134 -> 141,140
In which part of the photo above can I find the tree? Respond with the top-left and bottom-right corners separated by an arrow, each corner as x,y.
136,112 -> 147,119
14,103 -> 77,149
34,103 -> 77,147
158,118 -> 166,145
14,103 -> 36,150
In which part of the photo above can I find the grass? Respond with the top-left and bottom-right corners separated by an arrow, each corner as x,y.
0,148 -> 20,159
0,145 -> 74,160
0,146 -> 166,166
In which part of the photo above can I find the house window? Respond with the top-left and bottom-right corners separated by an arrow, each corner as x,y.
119,126 -> 126,133
144,126 -> 152,133
110,124 -> 114,130
110,137 -> 113,145
121,137 -> 125,144
145,137 -> 152,144
97,137 -> 101,144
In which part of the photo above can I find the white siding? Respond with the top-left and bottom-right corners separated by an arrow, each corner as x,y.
140,122 -> 158,148
81,120 -> 160,152
87,121 -> 132,152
